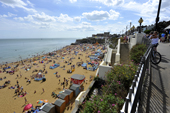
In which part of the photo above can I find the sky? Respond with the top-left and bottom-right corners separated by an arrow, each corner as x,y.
0,0 -> 170,39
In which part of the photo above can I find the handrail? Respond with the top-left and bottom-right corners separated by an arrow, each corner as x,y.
120,37 -> 151,113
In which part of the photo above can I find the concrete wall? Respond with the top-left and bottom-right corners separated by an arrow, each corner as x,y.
98,61 -> 112,80
136,33 -> 145,44
129,37 -> 136,49
129,33 -> 145,50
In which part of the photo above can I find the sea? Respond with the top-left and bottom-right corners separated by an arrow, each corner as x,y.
0,38 -> 77,64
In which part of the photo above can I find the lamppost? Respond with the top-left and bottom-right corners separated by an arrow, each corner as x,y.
126,26 -> 128,35
132,25 -> 135,34
130,22 -> 132,35
155,0 -> 162,31
138,17 -> 143,33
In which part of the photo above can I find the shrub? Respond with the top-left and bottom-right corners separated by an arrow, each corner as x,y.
80,63 -> 137,113
130,44 -> 147,64
120,37 -> 124,42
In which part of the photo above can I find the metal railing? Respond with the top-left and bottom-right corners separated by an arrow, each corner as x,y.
120,37 -> 152,113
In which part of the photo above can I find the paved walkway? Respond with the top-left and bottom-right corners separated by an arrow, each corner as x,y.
150,43 -> 170,113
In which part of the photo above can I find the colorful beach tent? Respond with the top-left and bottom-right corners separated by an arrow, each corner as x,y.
23,104 -> 32,111
81,63 -> 87,67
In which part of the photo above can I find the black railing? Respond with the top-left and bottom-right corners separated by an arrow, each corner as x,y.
120,37 -> 152,113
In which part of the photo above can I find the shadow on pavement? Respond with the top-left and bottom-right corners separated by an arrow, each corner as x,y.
149,64 -> 170,113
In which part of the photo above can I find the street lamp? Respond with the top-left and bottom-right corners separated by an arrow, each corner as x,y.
155,0 -> 162,31
132,25 -> 135,34
130,22 -> 132,35
138,17 -> 143,33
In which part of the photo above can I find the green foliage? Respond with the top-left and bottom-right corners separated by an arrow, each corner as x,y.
109,44 -> 114,49
80,63 -> 137,113
120,37 -> 124,42
144,30 -> 151,34
130,44 -> 147,64
81,94 -> 124,113
94,76 -> 102,81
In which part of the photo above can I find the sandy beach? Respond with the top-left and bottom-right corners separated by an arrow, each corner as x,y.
0,44 -> 105,113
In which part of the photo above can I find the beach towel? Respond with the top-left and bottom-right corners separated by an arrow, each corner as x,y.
20,94 -> 26,97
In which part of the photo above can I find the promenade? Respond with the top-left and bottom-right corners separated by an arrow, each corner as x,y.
149,42 -> 170,113
139,42 -> 170,113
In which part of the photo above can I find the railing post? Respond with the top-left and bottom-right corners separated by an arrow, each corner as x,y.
125,96 -> 130,112
129,86 -> 133,101
132,80 -> 136,93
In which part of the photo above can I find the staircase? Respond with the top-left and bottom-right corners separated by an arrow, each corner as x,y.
120,43 -> 130,64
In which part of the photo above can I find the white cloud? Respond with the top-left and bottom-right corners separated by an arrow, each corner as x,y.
24,15 -> 34,21
67,22 -> 95,31
26,0 -> 34,7
14,17 -> 24,21
0,0 -> 36,12
53,0 -> 61,4
56,13 -> 73,22
74,16 -> 81,22
95,6 -> 102,9
0,12 -> 17,18
0,14 -> 8,18
69,0 -> 77,3
82,10 -> 109,21
33,12 -> 56,22
82,10 -> 119,21
90,0 -> 124,6
109,9 -> 120,20
122,0 -> 170,24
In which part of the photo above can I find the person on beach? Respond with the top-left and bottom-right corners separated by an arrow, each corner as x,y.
16,80 -> 19,85
42,88 -> 45,93
21,86 -> 23,91
34,90 -> 36,94
24,97 -> 27,104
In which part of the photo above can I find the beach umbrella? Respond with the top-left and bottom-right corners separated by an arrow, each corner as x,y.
37,100 -> 43,104
23,104 -> 32,111
43,99 -> 48,103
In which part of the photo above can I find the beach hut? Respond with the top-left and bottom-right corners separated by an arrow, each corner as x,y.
70,84 -> 80,97
71,74 -> 85,85
64,89 -> 73,100
54,99 -> 66,113
42,103 -> 56,113
58,92 -> 69,104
